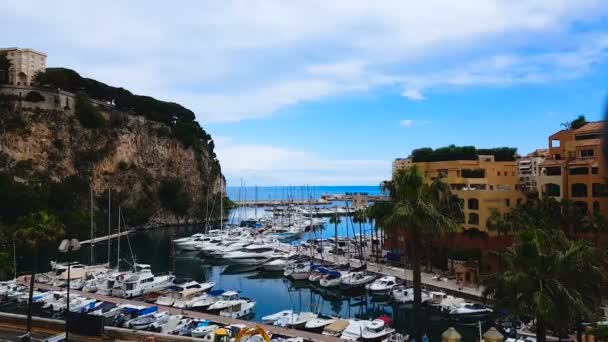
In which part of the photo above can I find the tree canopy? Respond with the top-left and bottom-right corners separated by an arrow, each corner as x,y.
411,145 -> 517,162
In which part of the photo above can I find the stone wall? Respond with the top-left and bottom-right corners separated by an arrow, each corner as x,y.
0,85 -> 75,114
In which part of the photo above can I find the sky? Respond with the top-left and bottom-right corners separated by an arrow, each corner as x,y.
2,1 -> 608,186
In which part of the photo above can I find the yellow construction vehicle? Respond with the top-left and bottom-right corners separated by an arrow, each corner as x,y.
234,325 -> 271,342
213,328 -> 231,342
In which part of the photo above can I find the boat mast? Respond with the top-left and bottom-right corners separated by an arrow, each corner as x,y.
90,185 -> 94,265
117,206 -> 121,270
107,188 -> 111,266
220,185 -> 223,243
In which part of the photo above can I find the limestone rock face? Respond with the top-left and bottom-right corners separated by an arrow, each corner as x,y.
0,107 -> 225,227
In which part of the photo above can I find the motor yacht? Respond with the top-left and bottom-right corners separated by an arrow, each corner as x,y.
130,311 -> 169,330
319,271 -> 347,288
366,276 -> 398,295
340,272 -> 375,290
304,315 -> 336,332
274,312 -> 318,329
361,319 -> 395,341
219,300 -> 256,319
262,310 -> 294,324
341,319 -> 373,341
112,269 -> 175,298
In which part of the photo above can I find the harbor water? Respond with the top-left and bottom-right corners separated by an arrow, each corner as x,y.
7,185 -> 493,341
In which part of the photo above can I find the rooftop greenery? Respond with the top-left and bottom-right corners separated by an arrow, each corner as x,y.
411,145 -> 517,162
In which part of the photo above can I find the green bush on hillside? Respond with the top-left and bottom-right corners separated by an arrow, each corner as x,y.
75,94 -> 105,129
158,178 -> 192,217
24,91 -> 45,103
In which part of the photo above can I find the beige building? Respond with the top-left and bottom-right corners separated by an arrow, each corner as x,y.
394,155 -> 526,234
392,158 -> 412,175
517,150 -> 547,193
0,47 -> 47,86
538,122 -> 608,215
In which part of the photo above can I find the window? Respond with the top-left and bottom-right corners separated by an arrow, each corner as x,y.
575,133 -> 602,140
512,172 -> 515,176
569,167 -> 589,175
571,183 -> 588,197
593,201 -> 600,212
545,183 -> 560,197
505,199 -> 511,207
468,198 -> 479,210
517,198 -> 523,206
551,139 -> 561,148
592,183 -> 608,197
592,167 -> 599,174
497,171 -> 501,176
546,167 -> 561,176
580,149 -> 595,159
462,169 -> 485,178
468,213 -> 479,225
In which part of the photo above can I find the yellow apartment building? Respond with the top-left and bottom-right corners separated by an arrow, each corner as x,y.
538,121 -> 608,215
394,154 -> 526,234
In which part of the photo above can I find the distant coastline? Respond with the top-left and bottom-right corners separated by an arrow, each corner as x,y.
226,185 -> 382,201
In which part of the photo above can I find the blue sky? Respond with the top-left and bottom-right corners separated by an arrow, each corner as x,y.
2,1 -> 608,186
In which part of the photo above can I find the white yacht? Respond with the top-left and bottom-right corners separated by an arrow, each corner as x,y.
341,320 -> 373,341
319,271 -> 348,288
262,310 -> 294,324
448,302 -> 493,319
130,311 -> 169,330
274,312 -> 318,329
112,269 -> 175,298
191,322 -> 219,338
304,316 -> 336,332
221,249 -> 277,265
366,276 -> 398,295
207,291 -> 244,312
219,301 -> 256,319
262,258 -> 288,271
156,281 -> 215,308
340,272 -> 375,290
284,263 -> 311,280
361,319 -> 395,341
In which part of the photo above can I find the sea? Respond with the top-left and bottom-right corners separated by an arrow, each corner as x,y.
226,185 -> 383,202
5,185 -> 491,341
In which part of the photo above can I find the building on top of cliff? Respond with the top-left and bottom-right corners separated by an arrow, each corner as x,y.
0,47 -> 47,86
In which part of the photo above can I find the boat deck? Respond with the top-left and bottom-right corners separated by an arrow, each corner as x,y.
34,283 -> 344,342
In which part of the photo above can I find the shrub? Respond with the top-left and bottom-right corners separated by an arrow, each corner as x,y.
24,91 -> 45,103
75,94 -> 105,129
158,178 -> 192,217
411,145 -> 516,162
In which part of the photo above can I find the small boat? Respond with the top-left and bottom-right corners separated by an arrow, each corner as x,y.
285,263 -> 311,280
449,302 -> 493,320
274,312 -> 318,329
189,293 -> 218,310
262,258 -> 287,272
262,310 -> 294,324
341,319 -> 372,341
304,315 -> 336,332
366,276 -> 398,295
129,311 -> 168,330
151,314 -> 182,333
340,272 -> 375,290
219,301 -> 255,319
361,319 -> 395,341
322,319 -> 350,337
391,286 -> 431,304
191,321 -> 219,338
319,271 -> 346,288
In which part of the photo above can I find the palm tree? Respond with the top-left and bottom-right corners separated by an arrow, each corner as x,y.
329,210 -> 342,258
483,229 -> 605,342
12,211 -> 66,264
486,210 -> 511,238
366,200 -> 393,262
381,167 -> 461,342
587,212 -> 608,249
353,210 -> 367,261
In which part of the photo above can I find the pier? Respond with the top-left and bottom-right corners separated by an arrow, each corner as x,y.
34,283 -> 345,342
278,244 -> 484,300
79,230 -> 133,245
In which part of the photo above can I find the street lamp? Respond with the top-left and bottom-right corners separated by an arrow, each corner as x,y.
58,238 -> 80,341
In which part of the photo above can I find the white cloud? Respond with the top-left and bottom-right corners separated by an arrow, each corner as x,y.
401,89 -> 425,101
400,119 -> 414,127
2,1 -> 607,122
215,138 -> 390,185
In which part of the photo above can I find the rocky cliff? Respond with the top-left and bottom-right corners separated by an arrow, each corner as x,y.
0,85 -> 225,229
